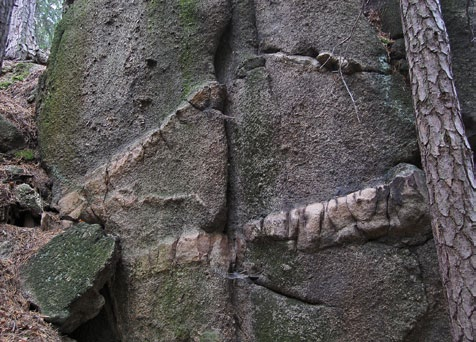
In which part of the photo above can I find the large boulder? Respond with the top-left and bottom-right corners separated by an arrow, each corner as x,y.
21,223 -> 119,333
38,0 -> 453,340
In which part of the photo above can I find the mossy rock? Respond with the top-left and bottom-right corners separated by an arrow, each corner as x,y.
21,223 -> 119,333
0,114 -> 26,153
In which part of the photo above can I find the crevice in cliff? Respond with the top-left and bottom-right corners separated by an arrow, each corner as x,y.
252,278 -> 334,307
214,20 -> 233,85
68,284 -> 121,342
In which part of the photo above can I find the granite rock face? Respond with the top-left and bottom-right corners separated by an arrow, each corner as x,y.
21,223 -> 119,333
38,0 -> 459,340
237,164 -> 449,341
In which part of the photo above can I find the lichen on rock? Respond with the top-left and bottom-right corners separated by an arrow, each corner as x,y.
21,222 -> 119,333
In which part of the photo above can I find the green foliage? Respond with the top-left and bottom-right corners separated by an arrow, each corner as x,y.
0,81 -> 13,89
378,34 -> 394,46
15,149 -> 35,161
35,0 -> 63,50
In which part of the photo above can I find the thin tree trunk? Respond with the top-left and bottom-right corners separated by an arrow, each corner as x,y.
5,0 -> 38,60
0,0 -> 14,73
400,0 -> 476,340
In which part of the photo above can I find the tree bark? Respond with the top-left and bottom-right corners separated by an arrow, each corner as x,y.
400,0 -> 476,341
5,0 -> 39,61
0,0 -> 14,73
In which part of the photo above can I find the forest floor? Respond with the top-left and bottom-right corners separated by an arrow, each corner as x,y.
0,60 -> 63,342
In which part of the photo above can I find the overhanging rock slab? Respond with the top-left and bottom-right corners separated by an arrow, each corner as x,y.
21,223 -> 119,333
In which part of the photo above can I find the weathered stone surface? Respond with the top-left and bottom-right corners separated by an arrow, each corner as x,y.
227,53 -> 418,227
366,0 -> 476,149
117,229 -> 234,341
237,164 -> 449,341
58,82 -> 228,248
21,223 -> 119,333
38,0 -> 231,190
245,285 -> 345,342
53,81 -> 230,339
238,242 -> 434,342
244,163 -> 430,249
254,0 -> 387,70
38,0 -> 454,340
0,114 -> 26,153
405,240 -> 453,342
0,163 -> 51,226
14,183 -> 43,217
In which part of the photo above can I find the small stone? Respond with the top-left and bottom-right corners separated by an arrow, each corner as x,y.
58,191 -> 86,221
0,240 -> 13,259
14,183 -> 43,217
281,264 -> 292,271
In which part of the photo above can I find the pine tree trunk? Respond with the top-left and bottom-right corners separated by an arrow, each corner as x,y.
400,0 -> 476,340
5,0 -> 39,61
0,0 -> 14,73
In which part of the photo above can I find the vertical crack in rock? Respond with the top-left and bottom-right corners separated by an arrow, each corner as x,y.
39,0 -> 455,340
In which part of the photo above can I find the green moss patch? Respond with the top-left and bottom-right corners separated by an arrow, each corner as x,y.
21,223 -> 118,323
14,149 -> 35,161
0,63 -> 33,89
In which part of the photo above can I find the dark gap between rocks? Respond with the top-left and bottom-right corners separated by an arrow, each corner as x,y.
69,285 -> 120,342
4,205 -> 41,227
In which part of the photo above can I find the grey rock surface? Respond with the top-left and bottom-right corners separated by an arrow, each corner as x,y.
38,0 -> 230,191
254,0 -> 386,70
240,242 -> 430,342
236,163 -> 450,341
14,183 -> 43,217
226,26 -> 418,231
58,81 -> 228,255
21,223 -> 119,333
244,163 -> 431,249
0,114 -> 26,153
54,82 -> 232,340
38,0 -> 454,340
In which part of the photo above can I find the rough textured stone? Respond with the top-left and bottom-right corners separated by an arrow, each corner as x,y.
21,223 -> 119,333
54,81 -> 231,340
111,229 -> 234,341
254,0 -> 386,70
238,242 -> 431,342
0,114 -> 26,153
227,52 -> 418,228
14,183 -> 43,217
246,285 -> 345,342
38,0 -> 231,191
58,82 -> 228,249
38,0 -> 454,340
366,0 -> 476,149
244,163 -> 431,249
